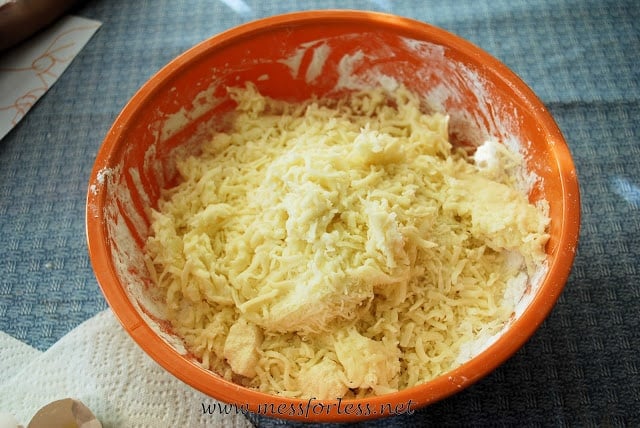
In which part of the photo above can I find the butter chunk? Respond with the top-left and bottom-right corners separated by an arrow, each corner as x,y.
298,358 -> 348,400
223,318 -> 263,378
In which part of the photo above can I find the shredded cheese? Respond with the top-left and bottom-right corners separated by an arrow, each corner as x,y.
144,83 -> 549,398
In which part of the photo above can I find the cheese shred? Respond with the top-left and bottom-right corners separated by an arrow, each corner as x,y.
144,83 -> 549,399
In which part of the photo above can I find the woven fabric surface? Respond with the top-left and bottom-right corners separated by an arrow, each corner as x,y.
0,0 -> 638,426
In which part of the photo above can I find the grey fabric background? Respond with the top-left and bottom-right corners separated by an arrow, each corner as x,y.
1,0 -> 638,426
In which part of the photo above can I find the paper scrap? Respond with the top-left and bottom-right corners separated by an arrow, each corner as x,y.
0,15 -> 101,141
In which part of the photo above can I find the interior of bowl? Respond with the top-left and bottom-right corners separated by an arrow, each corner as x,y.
86,10 -> 579,422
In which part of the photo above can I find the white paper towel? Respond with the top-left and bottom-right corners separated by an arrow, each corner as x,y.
0,310 -> 254,428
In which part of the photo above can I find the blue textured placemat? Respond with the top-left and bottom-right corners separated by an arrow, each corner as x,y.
1,0 -> 638,425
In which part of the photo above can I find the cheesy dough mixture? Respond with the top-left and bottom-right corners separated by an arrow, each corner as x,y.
144,84 -> 549,399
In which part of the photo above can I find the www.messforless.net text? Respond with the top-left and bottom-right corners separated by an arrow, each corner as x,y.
202,397 -> 415,418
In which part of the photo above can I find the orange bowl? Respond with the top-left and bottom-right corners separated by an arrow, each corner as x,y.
86,10 -> 580,422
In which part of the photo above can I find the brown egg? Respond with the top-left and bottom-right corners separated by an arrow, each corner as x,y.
27,399 -> 101,428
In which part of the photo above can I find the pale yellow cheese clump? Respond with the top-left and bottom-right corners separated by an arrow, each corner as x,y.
144,83 -> 549,398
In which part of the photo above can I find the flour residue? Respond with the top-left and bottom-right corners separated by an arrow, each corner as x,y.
161,83 -> 223,142
276,40 -> 332,84
98,157 -> 188,355
335,50 -> 367,90
305,42 -> 331,83
278,45 -> 306,78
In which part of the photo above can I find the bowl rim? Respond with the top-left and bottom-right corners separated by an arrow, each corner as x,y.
86,9 -> 581,422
